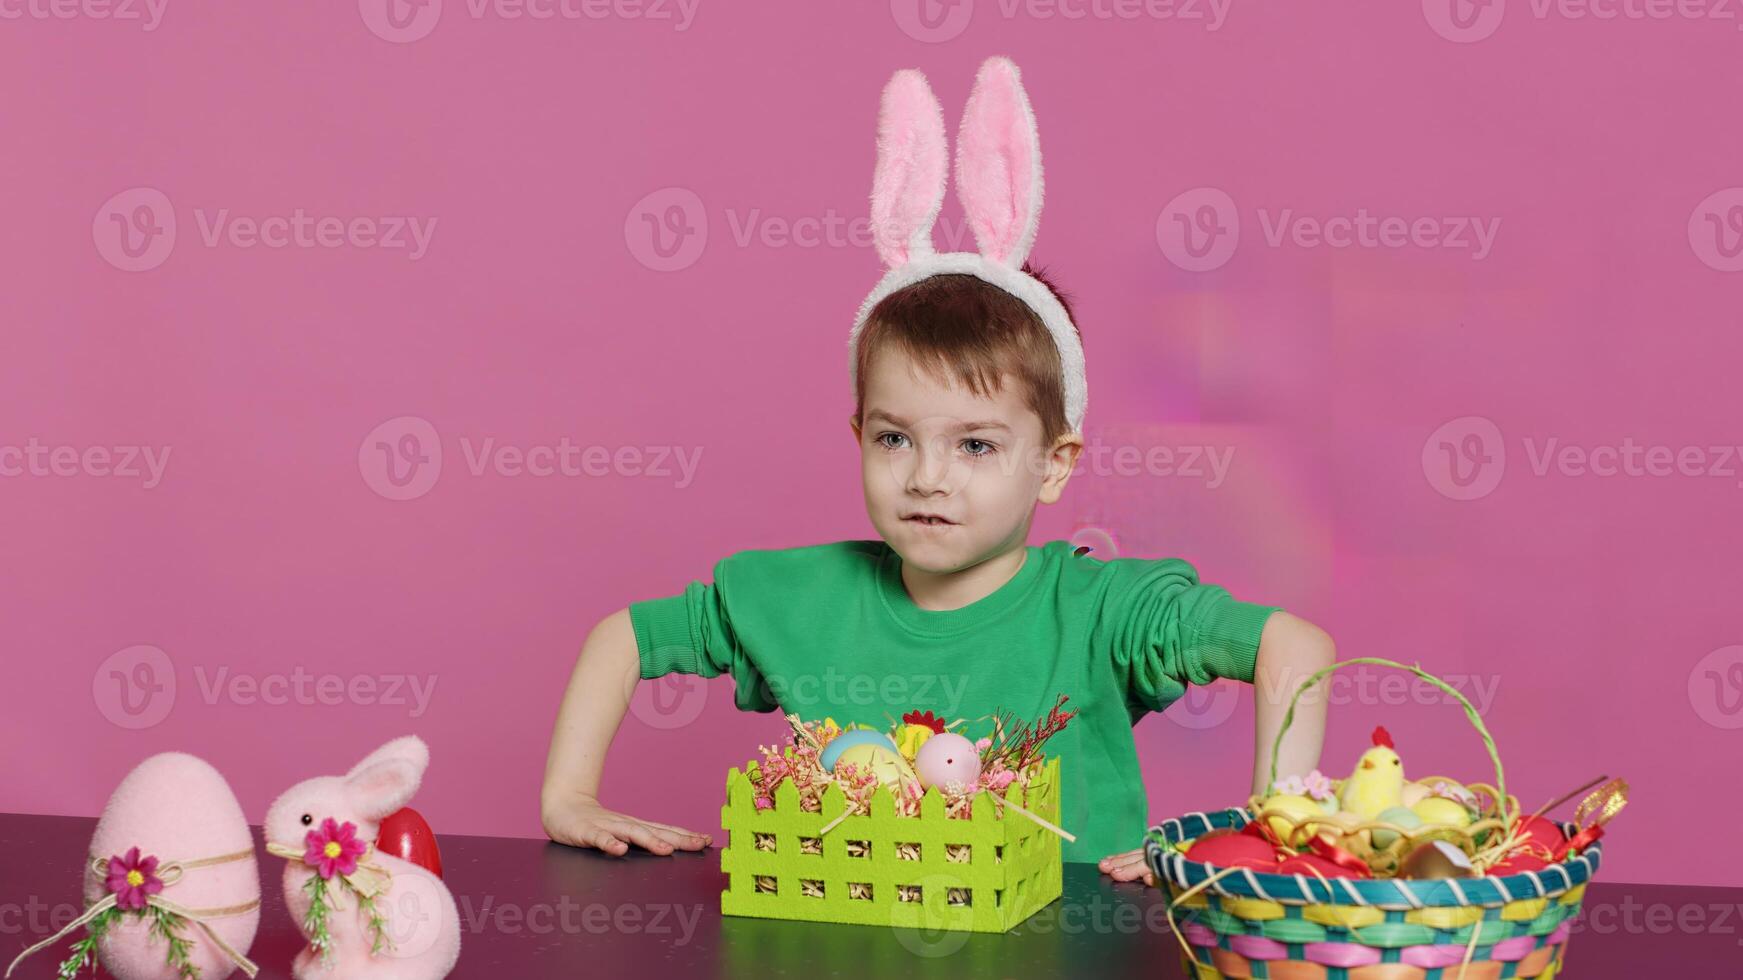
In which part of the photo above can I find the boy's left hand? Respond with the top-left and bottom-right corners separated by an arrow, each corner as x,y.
1098,848 -> 1154,886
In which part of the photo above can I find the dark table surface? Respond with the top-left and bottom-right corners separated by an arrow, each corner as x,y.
1,813 -> 1734,978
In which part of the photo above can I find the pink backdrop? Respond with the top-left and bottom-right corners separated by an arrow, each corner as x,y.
2,2 -> 1738,888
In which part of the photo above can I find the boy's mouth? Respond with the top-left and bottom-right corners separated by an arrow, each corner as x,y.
902,513 -> 958,527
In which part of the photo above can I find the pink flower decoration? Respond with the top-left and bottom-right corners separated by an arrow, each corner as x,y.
303,818 -> 367,880
104,847 -> 163,911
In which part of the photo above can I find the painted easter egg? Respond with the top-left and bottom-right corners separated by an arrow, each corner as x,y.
1278,853 -> 1368,879
1411,796 -> 1473,828
1399,840 -> 1476,880
819,729 -> 900,771
833,743 -> 920,793
1400,782 -> 1429,808
1510,815 -> 1567,855
1258,794 -> 1324,844
1185,832 -> 1278,870
1371,805 -> 1424,848
912,732 -> 981,790
376,806 -> 443,879
1488,852 -> 1550,876
86,753 -> 260,980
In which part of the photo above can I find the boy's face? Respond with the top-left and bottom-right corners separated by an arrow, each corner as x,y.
852,346 -> 1082,575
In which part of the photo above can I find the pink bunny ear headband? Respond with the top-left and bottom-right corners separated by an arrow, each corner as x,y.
849,56 -> 1088,436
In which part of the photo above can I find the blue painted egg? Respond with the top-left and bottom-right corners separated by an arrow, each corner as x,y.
819,729 -> 899,771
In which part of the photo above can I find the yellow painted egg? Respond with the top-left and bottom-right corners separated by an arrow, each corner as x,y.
1412,796 -> 1473,828
834,743 -> 920,794
1400,782 -> 1429,808
1259,794 -> 1324,844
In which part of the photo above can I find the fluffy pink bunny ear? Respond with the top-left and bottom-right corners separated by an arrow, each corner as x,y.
870,68 -> 948,268
344,736 -> 427,819
955,56 -> 1043,268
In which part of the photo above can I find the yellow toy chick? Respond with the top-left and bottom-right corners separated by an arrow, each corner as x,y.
894,709 -> 948,761
1340,726 -> 1405,820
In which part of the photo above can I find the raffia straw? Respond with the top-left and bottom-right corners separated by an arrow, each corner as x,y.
4,848 -> 261,979
989,794 -> 1076,843
817,807 -> 853,837
1473,775 -> 1611,873
1162,866 -> 1248,962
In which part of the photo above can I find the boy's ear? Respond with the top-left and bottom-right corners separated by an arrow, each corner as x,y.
1036,434 -> 1084,505
848,414 -> 862,442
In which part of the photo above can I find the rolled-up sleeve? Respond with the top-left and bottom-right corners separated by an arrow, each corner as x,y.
1103,557 -> 1282,714
627,556 -> 777,712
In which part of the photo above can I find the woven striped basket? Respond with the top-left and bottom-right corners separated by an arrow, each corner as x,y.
1145,807 -> 1599,979
1144,659 -> 1605,979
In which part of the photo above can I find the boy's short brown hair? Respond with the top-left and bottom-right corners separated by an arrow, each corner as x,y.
853,263 -> 1081,447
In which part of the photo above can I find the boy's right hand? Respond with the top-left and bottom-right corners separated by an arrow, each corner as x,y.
542,792 -> 713,856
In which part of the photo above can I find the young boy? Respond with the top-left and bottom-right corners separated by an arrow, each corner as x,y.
541,58 -> 1333,884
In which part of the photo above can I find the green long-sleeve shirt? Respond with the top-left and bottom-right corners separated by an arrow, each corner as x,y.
629,539 -> 1281,862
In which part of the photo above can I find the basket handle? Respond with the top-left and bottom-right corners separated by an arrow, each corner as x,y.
1266,656 -> 1511,827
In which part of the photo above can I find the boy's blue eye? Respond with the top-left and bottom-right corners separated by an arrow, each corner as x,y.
962,439 -> 996,456
876,432 -> 909,450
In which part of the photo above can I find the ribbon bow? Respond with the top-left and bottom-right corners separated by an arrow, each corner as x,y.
4,847 -> 260,979
264,840 -> 393,908
1556,777 -> 1628,859
266,829 -> 397,963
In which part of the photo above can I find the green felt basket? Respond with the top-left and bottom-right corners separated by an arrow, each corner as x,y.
719,754 -> 1063,932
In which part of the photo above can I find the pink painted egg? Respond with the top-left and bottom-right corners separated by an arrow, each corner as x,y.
85,753 -> 260,980
913,732 -> 981,789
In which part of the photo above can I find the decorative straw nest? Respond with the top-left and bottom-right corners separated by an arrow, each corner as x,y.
1244,776 -> 1521,877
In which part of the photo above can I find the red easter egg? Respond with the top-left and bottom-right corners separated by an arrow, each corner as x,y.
1511,815 -> 1566,854
1488,853 -> 1549,877
376,806 -> 444,878
1278,853 -> 1368,879
1186,832 -> 1280,870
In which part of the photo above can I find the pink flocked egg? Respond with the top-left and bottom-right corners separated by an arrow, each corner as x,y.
85,753 -> 260,980
913,732 -> 981,790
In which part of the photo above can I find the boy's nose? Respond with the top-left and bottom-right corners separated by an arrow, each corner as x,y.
906,444 -> 958,495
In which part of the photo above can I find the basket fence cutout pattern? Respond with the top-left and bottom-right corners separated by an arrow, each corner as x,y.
720,753 -> 1063,932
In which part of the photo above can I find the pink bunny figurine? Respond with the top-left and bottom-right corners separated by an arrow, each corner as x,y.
264,736 -> 460,979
